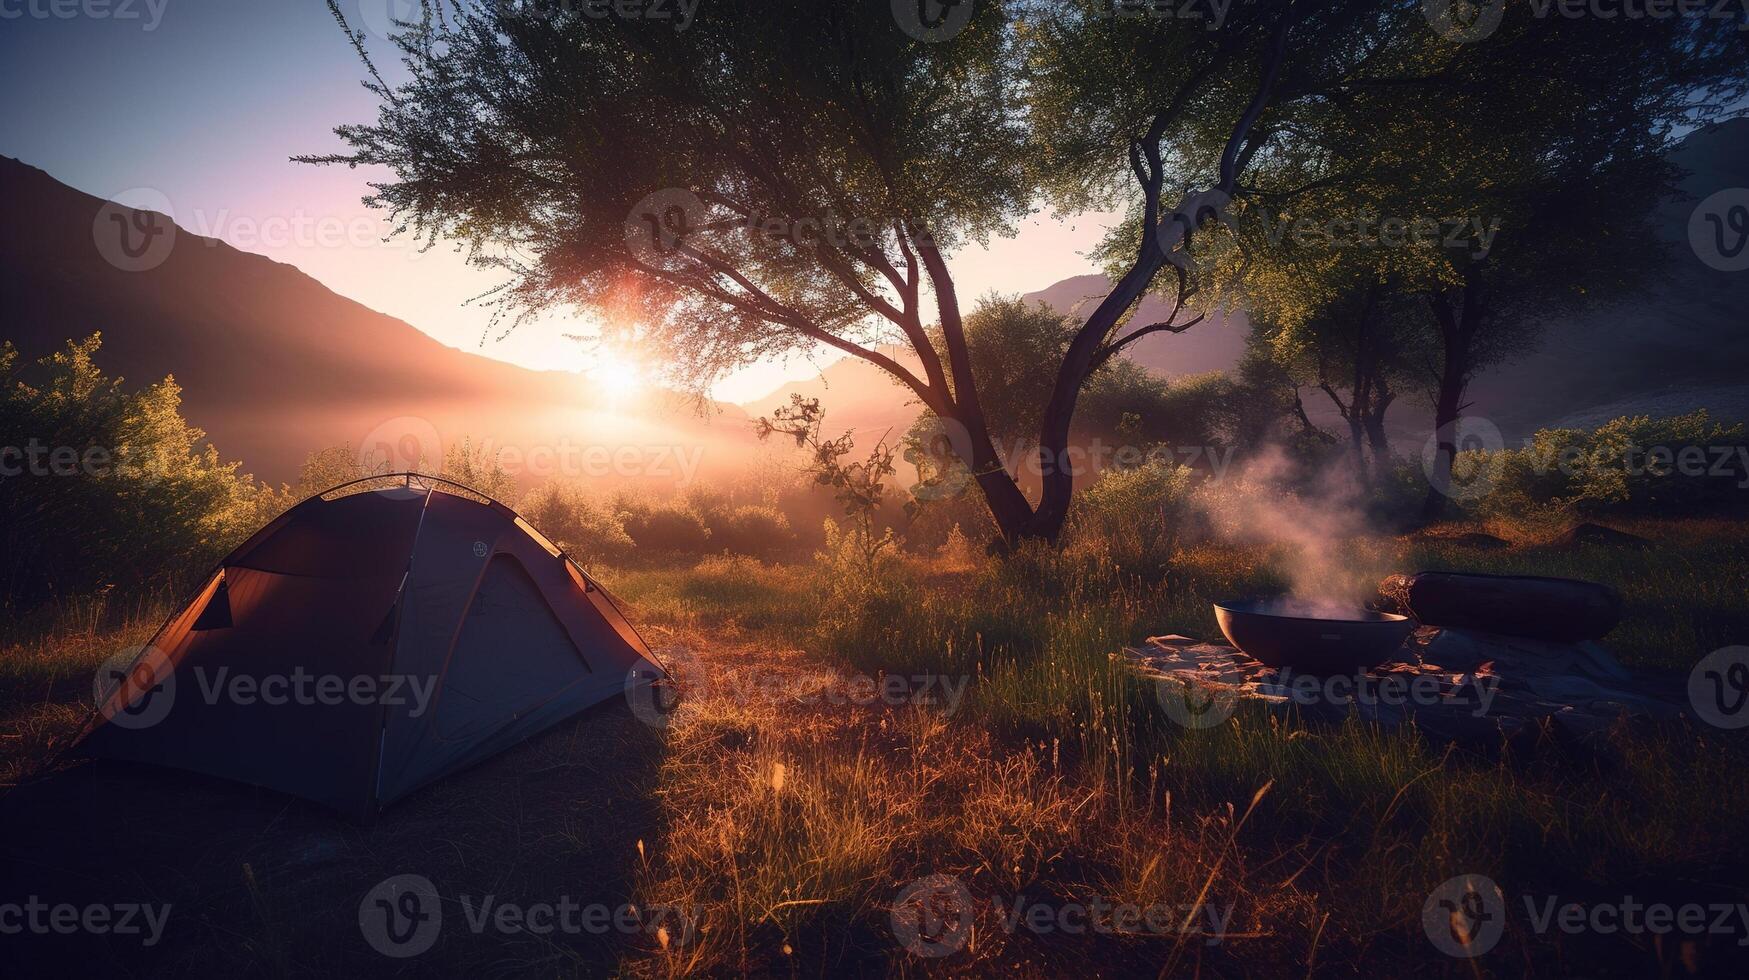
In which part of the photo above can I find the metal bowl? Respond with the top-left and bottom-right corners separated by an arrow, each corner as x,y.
1213,600 -> 1414,673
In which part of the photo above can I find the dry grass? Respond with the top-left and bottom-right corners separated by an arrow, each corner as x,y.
615,623 -> 1325,977
0,594 -> 170,787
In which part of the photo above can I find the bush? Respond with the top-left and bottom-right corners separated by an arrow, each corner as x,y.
1064,460 -> 1196,580
518,483 -> 635,563
1460,410 -> 1749,521
710,504 -> 797,558
621,500 -> 712,554
0,336 -> 291,610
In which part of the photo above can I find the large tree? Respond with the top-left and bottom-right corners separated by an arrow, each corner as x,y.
306,0 -> 1438,543
1343,10 -> 1747,520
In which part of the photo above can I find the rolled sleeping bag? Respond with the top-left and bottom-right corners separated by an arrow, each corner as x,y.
1378,571 -> 1622,642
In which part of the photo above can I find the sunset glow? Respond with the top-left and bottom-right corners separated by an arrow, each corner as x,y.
589,349 -> 647,408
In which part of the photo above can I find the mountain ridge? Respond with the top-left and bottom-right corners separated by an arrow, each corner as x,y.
0,155 -> 754,486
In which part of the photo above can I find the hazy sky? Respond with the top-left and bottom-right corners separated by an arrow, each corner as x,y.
0,0 -> 1118,402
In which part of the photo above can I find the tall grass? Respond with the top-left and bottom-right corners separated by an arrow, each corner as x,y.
770,518 -> 1749,974
0,592 -> 174,786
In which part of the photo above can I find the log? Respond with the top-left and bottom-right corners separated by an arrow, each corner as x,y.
1377,571 -> 1622,642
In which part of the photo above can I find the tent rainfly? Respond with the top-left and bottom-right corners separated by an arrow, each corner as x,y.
78,475 -> 668,818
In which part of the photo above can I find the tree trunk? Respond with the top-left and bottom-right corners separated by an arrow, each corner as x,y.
1420,285 -> 1479,524
1364,384 -> 1395,483
964,419 -> 1035,547
1027,257 -> 1164,542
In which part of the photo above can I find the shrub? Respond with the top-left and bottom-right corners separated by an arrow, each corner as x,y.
518,483 -> 634,562
710,504 -> 797,558
0,336 -> 292,610
1064,460 -> 1196,580
622,501 -> 712,554
1460,410 -> 1749,521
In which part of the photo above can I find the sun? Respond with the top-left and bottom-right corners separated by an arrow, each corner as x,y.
590,349 -> 647,407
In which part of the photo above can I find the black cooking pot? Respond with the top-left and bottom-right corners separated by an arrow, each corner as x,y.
1214,600 -> 1414,673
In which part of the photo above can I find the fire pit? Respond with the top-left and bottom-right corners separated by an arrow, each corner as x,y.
1214,600 -> 1414,673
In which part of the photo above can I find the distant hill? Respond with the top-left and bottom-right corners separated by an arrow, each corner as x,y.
0,156 -> 754,487
744,119 -> 1749,447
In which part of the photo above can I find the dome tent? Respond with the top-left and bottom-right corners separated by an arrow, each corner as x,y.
78,474 -> 668,819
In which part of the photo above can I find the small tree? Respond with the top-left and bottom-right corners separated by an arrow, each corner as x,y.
756,395 -> 896,576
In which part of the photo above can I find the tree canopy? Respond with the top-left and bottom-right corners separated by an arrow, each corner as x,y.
307,0 -> 1746,541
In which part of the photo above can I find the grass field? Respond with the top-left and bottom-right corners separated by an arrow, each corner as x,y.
2,518 -> 1747,976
